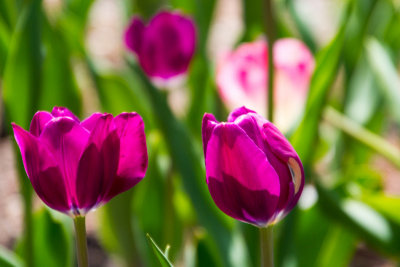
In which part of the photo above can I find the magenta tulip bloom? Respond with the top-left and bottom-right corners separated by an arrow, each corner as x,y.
217,38 -> 314,132
124,11 -> 196,79
12,107 -> 148,216
202,107 -> 304,227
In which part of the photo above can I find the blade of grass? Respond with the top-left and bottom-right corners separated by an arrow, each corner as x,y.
323,107 -> 400,168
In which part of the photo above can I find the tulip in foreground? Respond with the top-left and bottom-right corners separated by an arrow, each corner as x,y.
12,107 -> 148,266
202,106 -> 304,227
217,39 -> 314,132
124,10 -> 196,80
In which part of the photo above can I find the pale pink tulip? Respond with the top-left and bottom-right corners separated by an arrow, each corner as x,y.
216,38 -> 315,132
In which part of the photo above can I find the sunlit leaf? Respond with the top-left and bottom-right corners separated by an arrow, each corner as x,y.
365,37 -> 400,123
146,234 -> 174,267
16,208 -> 73,267
0,247 -> 23,267
2,0 -> 41,129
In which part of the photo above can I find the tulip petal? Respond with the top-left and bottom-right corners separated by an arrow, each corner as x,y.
51,107 -> 80,122
39,117 -> 90,203
140,11 -> 195,78
234,113 -> 265,149
263,122 -> 304,212
228,106 -> 257,122
104,113 -> 147,201
99,130 -> 120,199
76,114 -> 121,211
29,111 -> 53,137
12,124 -> 70,212
205,123 -> 280,225
75,143 -> 102,211
81,112 -> 103,132
125,17 -> 145,54
233,113 -> 295,215
202,113 -> 218,157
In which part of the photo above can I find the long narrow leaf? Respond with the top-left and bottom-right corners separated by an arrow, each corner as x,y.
365,37 -> 400,123
146,234 -> 174,267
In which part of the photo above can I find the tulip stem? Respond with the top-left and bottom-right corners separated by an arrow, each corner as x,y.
260,226 -> 274,267
73,216 -> 89,267
263,0 -> 276,122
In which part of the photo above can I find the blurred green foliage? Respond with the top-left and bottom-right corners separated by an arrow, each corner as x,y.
1,0 -> 400,266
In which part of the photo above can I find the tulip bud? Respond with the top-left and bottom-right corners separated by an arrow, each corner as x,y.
12,107 -> 148,216
216,39 -> 314,132
124,11 -> 196,80
202,107 -> 304,227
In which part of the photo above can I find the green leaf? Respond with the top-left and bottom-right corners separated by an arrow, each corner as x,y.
2,0 -> 42,129
100,191 -> 142,266
0,1 -> 17,29
313,225 -> 356,267
344,56 -> 381,125
342,0 -> 378,76
94,72 -> 151,124
0,247 -> 23,267
289,10 -> 348,165
146,234 -> 174,267
284,0 -> 316,52
365,37 -> 400,123
39,16 -> 82,115
16,208 -> 73,267
130,0 -> 165,19
0,17 -> 11,73
362,194 -> 400,226
323,107 -> 400,168
292,205 -> 356,267
241,0 -> 263,41
317,183 -> 400,255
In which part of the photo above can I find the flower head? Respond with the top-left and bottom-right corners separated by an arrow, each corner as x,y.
202,107 -> 304,227
124,10 -> 196,80
216,38 -> 314,132
12,107 -> 148,216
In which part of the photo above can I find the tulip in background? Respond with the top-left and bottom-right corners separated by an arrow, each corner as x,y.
202,106 -> 304,266
124,10 -> 196,80
12,107 -> 148,267
217,39 -> 315,132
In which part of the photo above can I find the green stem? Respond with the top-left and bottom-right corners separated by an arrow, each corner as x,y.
73,216 -> 89,267
260,226 -> 274,267
163,166 -> 174,245
323,107 -> 400,168
263,0 -> 276,122
23,188 -> 33,267
15,146 -> 34,267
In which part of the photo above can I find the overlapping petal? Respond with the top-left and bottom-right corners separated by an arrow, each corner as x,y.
124,17 -> 145,54
202,113 -> 218,157
104,113 -> 147,201
51,106 -> 80,122
76,114 -> 119,211
262,123 -> 304,212
29,111 -> 53,137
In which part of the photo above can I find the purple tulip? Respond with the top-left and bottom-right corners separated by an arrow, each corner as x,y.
202,107 -> 304,227
124,10 -> 196,79
12,107 -> 148,216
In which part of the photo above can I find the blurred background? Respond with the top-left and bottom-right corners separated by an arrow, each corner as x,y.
1,0 -> 400,266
